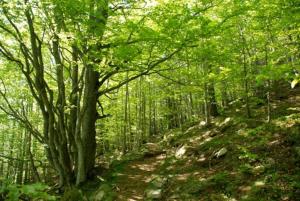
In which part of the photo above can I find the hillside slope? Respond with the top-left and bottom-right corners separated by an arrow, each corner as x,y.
88,88 -> 300,201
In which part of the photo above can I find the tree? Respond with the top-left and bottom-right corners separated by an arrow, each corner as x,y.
1,0 -> 298,191
0,0 -> 202,187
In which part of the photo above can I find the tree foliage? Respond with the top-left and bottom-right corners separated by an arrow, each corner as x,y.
0,0 -> 299,192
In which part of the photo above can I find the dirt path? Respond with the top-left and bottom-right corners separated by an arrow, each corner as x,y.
114,154 -> 166,201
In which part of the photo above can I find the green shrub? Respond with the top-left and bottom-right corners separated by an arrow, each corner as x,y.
0,182 -> 56,201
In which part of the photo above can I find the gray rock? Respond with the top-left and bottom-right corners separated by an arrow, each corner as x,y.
175,146 -> 187,158
214,147 -> 228,158
199,121 -> 207,126
218,117 -> 233,131
175,145 -> 197,158
253,165 -> 265,175
145,189 -> 162,199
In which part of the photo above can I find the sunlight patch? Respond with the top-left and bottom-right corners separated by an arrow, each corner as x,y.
254,181 -> 265,187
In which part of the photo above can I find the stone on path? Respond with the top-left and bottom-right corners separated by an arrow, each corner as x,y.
145,189 -> 162,199
175,145 -> 197,159
214,147 -> 228,158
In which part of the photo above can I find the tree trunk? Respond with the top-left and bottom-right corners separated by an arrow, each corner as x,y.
77,66 -> 100,184
208,82 -> 219,117
204,85 -> 211,125
16,129 -> 25,184
242,45 -> 251,118
265,44 -> 272,123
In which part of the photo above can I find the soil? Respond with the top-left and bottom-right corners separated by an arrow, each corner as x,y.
115,154 -> 166,201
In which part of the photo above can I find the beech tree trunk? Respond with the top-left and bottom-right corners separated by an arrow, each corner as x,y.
208,83 -> 219,117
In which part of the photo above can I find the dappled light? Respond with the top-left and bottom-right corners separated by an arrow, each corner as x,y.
0,0 -> 299,200
254,181 -> 265,187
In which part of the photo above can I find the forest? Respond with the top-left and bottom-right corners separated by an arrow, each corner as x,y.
0,0 -> 299,200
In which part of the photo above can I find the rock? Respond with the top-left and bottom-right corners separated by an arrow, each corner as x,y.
199,121 -> 207,126
253,165 -> 265,175
210,193 -> 229,201
169,194 -> 181,199
218,117 -> 233,132
145,189 -> 162,199
214,147 -> 228,158
237,129 -> 246,136
209,128 -> 220,137
175,146 -> 187,158
184,125 -> 200,134
175,145 -> 196,158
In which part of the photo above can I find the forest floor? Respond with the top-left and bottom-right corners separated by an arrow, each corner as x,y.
90,86 -> 300,201
114,154 -> 166,200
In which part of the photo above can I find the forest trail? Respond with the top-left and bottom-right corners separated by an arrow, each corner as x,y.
114,154 -> 166,201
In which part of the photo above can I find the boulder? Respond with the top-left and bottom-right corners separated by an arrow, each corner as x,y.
214,147 -> 228,158
175,146 -> 187,158
199,121 -> 207,127
218,117 -> 233,132
175,145 -> 197,158
145,189 -> 162,199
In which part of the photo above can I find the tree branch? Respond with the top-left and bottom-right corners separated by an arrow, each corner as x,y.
0,80 -> 44,143
98,46 -> 183,96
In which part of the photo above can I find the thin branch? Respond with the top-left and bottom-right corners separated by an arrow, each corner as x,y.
98,46 -> 183,96
0,80 -> 44,143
